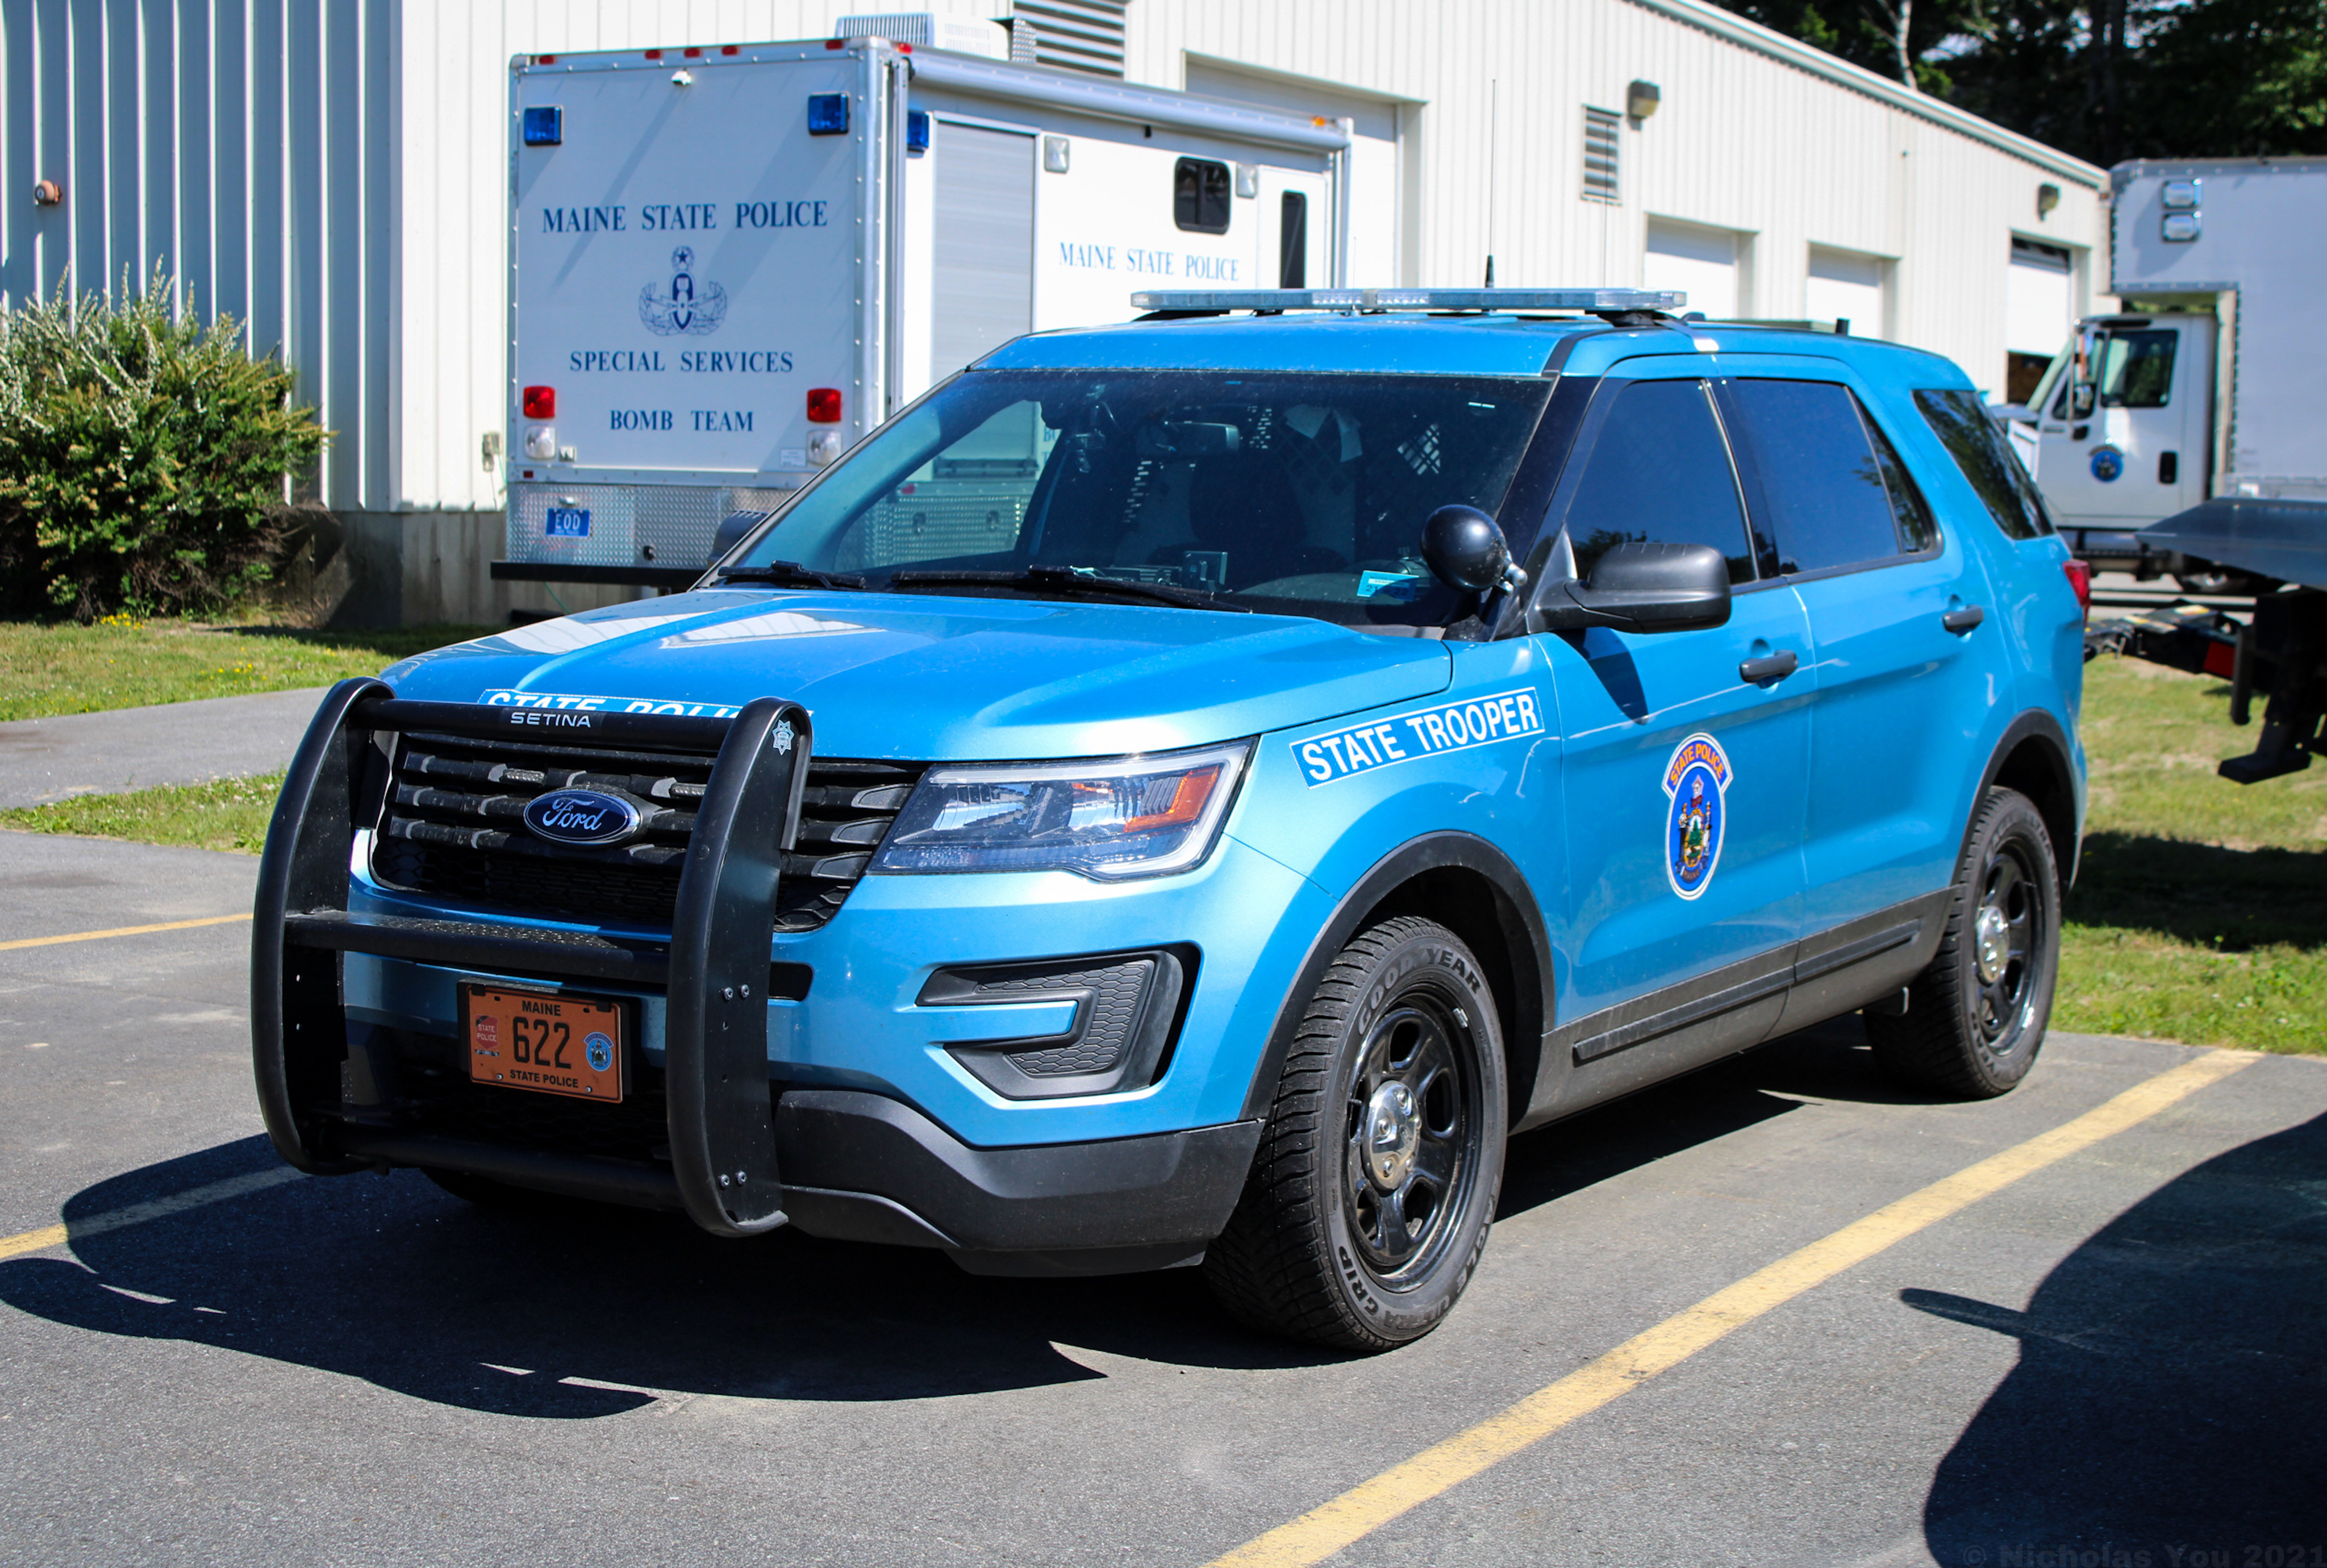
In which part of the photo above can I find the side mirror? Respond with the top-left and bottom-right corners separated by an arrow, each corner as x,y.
2070,382 -> 2096,417
1532,540 -> 1732,634
1421,505 -> 1528,595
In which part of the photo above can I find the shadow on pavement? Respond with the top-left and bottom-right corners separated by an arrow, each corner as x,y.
2,1016 -> 1928,1420
1500,1011 -> 1942,1220
1914,1108 -> 2327,1559
0,1133 -> 1344,1417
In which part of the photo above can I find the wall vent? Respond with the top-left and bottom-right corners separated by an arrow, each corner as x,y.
1010,0 -> 1129,77
1582,106 -> 1621,203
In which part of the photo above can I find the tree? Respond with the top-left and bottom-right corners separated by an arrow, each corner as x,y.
1717,0 -> 2327,162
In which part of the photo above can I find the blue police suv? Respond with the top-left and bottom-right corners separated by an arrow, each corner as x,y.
254,289 -> 2087,1350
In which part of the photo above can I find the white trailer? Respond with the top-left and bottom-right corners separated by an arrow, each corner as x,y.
496,30 -> 1351,589
2024,157 -> 2327,590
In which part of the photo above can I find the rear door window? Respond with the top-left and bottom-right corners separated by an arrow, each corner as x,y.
1913,388 -> 2054,540
1560,379 -> 1757,585
1721,379 -> 1936,575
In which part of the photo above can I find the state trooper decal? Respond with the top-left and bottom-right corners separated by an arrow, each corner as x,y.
1662,733 -> 1732,900
639,245 -> 729,336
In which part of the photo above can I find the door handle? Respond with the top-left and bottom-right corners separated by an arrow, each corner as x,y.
1942,605 -> 1986,633
1738,649 -> 1798,684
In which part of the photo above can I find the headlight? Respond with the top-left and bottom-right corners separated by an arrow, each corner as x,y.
872,742 -> 1250,879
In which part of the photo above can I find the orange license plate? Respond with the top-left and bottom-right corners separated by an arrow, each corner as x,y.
462,985 -> 625,1103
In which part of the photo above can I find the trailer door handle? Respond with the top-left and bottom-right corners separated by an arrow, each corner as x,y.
1738,649 -> 1799,684
1942,605 -> 1986,634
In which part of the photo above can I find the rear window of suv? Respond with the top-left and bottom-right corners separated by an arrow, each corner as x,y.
1913,388 -> 2055,541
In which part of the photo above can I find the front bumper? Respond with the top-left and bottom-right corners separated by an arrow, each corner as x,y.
253,679 -> 1306,1270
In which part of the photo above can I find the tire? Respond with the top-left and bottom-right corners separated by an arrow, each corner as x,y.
1203,916 -> 1508,1352
1867,787 -> 2061,1098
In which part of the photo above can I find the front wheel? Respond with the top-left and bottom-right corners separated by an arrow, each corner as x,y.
1203,916 -> 1507,1351
1868,787 -> 2061,1098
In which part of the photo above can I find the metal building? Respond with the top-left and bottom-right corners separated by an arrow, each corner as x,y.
0,0 -> 2106,625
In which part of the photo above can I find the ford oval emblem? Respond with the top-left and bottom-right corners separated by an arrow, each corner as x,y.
523,789 -> 644,847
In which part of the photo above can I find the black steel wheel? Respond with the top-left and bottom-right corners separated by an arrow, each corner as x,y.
1203,916 -> 1507,1351
1868,787 -> 2061,1098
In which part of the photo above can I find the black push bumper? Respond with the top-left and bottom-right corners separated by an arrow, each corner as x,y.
251,678 -> 1260,1272
252,678 -> 811,1237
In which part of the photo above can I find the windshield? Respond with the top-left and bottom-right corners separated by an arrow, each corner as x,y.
730,369 -> 1552,627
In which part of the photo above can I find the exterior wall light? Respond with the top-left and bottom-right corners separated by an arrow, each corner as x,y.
1627,80 -> 1661,120
31,178 -> 62,206
2037,182 -> 2061,219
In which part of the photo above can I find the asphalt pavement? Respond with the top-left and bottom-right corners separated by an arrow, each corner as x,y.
0,687 -> 328,808
1,828 -> 2321,1567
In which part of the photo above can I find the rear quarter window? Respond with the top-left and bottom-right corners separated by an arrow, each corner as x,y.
1913,389 -> 2055,541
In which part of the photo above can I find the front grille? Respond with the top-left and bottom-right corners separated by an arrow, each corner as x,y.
370,728 -> 921,935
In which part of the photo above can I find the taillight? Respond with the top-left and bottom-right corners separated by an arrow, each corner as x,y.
807,387 -> 843,423
522,385 -> 556,419
2063,559 -> 2092,616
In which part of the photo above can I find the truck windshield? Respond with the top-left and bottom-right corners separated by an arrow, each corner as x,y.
2054,328 -> 2177,416
730,369 -> 1552,627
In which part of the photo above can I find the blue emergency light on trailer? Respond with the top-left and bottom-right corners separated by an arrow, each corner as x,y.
906,110 -> 930,155
807,93 -> 849,135
521,105 -> 562,146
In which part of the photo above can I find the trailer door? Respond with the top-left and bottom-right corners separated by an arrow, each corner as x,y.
931,120 -> 1035,381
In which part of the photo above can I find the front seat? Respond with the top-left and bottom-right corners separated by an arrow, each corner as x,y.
1162,453 -> 1344,590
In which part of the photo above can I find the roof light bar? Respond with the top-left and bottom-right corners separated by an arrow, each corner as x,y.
1129,287 -> 1687,314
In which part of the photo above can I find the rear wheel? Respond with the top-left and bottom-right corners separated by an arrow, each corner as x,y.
1868,787 -> 2060,1098
1203,916 -> 1507,1352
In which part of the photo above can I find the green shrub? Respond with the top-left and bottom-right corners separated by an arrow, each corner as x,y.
0,268 -> 330,621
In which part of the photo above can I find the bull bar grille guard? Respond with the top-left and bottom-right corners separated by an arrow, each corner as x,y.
251,677 -> 813,1237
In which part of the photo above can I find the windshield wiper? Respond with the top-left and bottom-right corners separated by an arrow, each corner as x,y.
715,561 -> 867,590
884,565 -> 1250,613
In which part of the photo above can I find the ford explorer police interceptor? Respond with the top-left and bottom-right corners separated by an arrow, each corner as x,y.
253,288 -> 2087,1350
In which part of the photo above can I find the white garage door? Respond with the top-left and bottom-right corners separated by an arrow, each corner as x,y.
1644,219 -> 1741,319
2005,239 -> 2074,357
1807,246 -> 1886,336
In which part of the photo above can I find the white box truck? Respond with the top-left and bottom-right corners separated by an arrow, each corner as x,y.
2023,157 -> 2327,594
495,26 -> 1352,590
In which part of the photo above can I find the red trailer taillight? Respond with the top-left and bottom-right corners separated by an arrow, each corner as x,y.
522,386 -> 556,419
807,388 -> 843,423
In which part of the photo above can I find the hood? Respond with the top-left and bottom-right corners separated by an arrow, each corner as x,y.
383,589 -> 1451,760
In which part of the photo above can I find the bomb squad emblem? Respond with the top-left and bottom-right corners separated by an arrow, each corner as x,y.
1662,733 -> 1732,900
639,246 -> 729,336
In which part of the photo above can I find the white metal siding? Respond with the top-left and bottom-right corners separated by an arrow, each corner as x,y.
2,0 -> 2109,535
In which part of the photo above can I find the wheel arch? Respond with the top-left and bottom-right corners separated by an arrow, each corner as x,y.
1972,708 -> 2083,886
1239,832 -> 1553,1131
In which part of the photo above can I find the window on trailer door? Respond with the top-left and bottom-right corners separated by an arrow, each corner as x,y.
1175,159 -> 1232,234
1279,192 -> 1308,288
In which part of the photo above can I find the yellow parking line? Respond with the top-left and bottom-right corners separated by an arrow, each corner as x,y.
0,1167 -> 303,1262
0,914 -> 252,952
1206,1047 -> 2259,1568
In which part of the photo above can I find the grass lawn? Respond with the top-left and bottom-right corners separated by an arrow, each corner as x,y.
1,644 -> 2318,1051
0,772 -> 285,854
0,617 -> 490,722
2054,655 -> 2326,1053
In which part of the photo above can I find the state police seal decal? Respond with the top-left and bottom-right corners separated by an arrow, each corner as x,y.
1662,733 -> 1732,900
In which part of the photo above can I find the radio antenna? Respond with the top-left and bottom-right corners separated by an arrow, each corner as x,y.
1483,79 -> 1498,287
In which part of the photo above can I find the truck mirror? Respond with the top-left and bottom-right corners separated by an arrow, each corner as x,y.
2071,383 -> 2095,417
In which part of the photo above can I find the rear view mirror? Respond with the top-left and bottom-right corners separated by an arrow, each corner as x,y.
2070,383 -> 2096,417
1531,540 -> 1732,634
